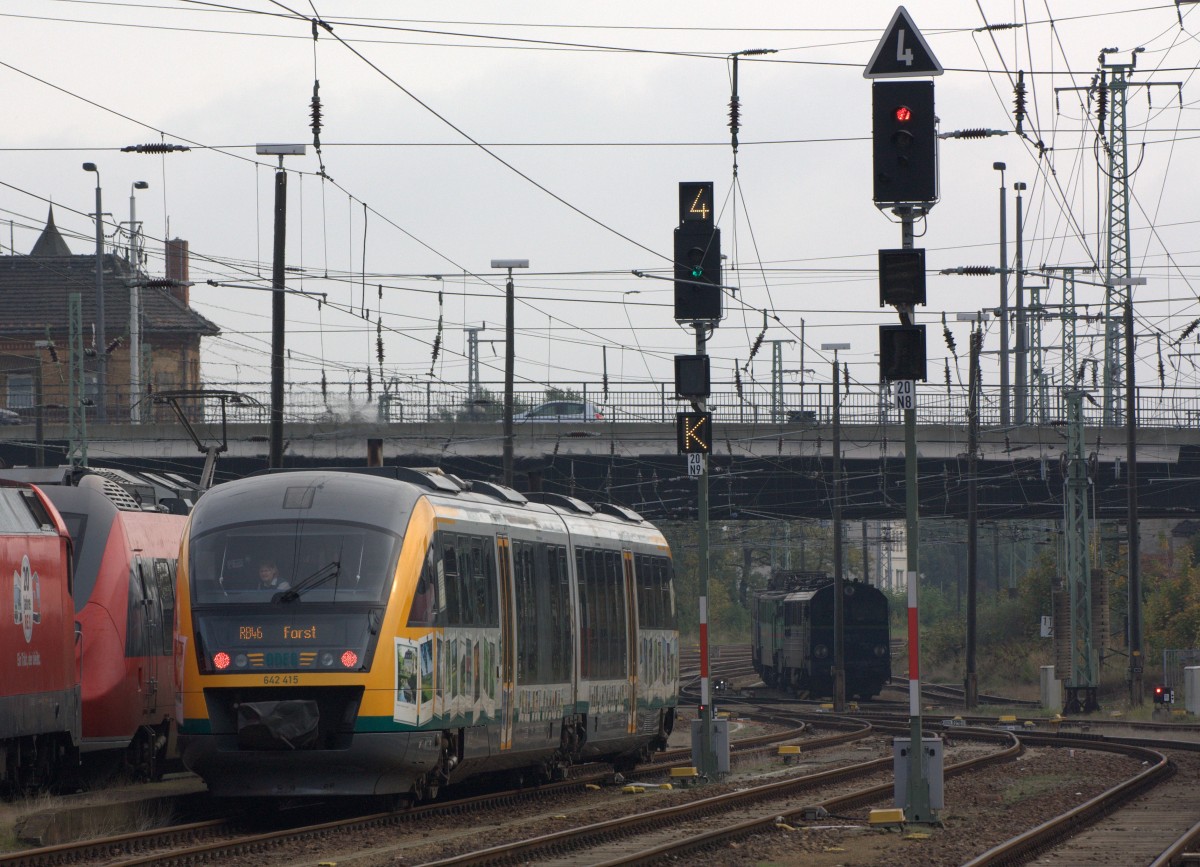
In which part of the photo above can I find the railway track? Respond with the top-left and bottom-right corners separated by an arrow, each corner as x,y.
0,708 -> 832,867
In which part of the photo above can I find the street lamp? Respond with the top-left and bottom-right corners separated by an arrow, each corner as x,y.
994,162 -> 1010,426
491,258 -> 529,488
82,162 -> 107,422
821,341 -> 850,713
129,180 -> 149,424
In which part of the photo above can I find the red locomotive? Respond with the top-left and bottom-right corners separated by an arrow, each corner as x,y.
0,480 -> 75,792
0,467 -> 192,790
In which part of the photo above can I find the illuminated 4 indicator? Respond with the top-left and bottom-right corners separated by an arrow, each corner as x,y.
678,182 -> 714,226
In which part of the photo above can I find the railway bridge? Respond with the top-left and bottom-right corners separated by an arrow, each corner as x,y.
2,417 -> 1198,523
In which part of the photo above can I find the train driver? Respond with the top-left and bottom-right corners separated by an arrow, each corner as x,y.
257,558 -> 291,592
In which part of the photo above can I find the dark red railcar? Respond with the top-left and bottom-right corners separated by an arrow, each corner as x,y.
0,482 -> 77,791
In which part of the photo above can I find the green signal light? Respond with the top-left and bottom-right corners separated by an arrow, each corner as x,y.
691,267 -> 703,278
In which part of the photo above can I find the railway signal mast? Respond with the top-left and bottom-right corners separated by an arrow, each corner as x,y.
672,181 -> 725,780
865,5 -> 942,825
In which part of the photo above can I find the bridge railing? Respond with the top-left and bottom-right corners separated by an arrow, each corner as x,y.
18,379 -> 1200,430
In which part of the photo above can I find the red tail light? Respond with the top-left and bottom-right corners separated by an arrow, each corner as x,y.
341,650 -> 359,668
213,651 -> 231,670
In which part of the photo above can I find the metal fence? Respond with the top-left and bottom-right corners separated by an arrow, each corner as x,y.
18,379 -> 1200,429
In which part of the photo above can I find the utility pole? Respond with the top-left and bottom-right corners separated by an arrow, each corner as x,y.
965,327 -> 982,709
465,325 -> 484,420
256,144 -> 305,470
491,259 -> 529,488
81,162 -> 107,423
1014,181 -> 1027,425
824,342 -> 849,713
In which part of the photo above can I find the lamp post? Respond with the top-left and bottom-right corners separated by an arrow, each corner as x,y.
822,341 -> 850,713
129,180 -> 149,423
491,258 -> 529,488
81,162 -> 106,422
1014,181 -> 1027,425
994,162 -> 1010,427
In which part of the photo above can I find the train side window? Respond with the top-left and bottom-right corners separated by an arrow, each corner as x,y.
441,537 -> 462,625
155,559 -> 175,655
477,537 -> 498,627
407,544 -> 439,627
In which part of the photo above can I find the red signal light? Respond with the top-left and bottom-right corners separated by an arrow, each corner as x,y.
213,651 -> 231,670
341,650 -> 359,668
895,105 -> 913,123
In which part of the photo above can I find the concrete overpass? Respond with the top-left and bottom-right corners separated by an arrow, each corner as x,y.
1,419 -> 1196,522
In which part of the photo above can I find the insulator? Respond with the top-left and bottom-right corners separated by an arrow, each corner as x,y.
843,365 -> 850,393
320,370 -> 327,400
960,266 -> 993,276
119,143 -> 191,153
953,128 -> 992,139
1096,81 -> 1108,132
1178,317 -> 1200,343
310,81 -> 323,149
734,366 -> 744,398
105,337 -> 123,355
944,359 -> 952,393
46,343 -> 59,363
1013,71 -> 1027,134
366,367 -> 373,399
376,317 -> 385,367
728,97 -> 741,135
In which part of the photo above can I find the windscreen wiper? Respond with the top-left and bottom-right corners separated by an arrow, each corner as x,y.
275,560 -> 340,603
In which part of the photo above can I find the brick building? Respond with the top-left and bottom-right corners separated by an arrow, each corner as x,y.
0,208 -> 219,423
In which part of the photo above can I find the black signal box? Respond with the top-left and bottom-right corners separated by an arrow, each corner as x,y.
879,248 -> 927,307
674,224 -> 722,322
872,80 -> 937,204
674,354 -> 711,399
879,324 -> 928,381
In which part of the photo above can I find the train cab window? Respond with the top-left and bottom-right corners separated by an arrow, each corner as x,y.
189,521 -> 400,605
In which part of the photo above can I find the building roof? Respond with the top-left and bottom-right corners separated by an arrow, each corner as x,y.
0,215 -> 219,341
29,207 -> 73,257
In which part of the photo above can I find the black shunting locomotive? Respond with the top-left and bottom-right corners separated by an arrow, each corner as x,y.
750,571 -> 891,700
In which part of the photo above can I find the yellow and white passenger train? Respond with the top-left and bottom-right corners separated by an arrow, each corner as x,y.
174,468 -> 678,799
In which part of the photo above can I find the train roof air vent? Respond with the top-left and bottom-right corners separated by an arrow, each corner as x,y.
593,502 -> 644,523
523,492 -> 595,514
467,481 -> 527,505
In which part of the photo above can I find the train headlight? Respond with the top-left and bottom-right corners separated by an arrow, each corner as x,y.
235,653 -> 248,668
213,651 -> 231,670
813,644 -> 829,659
340,650 -> 359,668
874,644 -> 888,658
320,651 -> 335,667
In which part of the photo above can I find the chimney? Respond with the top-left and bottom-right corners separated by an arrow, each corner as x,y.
165,238 -> 190,305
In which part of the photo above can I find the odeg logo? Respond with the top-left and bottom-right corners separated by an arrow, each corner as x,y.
12,555 -> 41,643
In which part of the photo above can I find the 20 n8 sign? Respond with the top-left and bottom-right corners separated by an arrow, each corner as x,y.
676,412 -> 712,455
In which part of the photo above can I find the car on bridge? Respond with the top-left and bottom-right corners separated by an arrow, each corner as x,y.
513,400 -> 605,423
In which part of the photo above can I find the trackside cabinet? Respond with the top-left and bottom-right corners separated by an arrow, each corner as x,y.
893,736 -> 944,810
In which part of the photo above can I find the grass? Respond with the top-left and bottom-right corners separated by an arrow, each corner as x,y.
1000,772 -> 1074,805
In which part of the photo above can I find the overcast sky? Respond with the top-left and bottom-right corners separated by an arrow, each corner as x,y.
3,1 -> 1198,415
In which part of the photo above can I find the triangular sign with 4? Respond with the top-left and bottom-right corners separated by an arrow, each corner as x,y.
864,6 -> 944,78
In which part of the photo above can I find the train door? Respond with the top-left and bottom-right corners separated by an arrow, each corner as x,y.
496,535 -> 515,750
129,557 -> 161,715
623,550 -> 636,734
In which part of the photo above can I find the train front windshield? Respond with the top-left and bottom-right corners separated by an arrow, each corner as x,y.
190,521 -> 400,605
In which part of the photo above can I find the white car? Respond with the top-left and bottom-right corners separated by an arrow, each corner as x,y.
513,400 -> 605,423
0,408 -> 23,426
